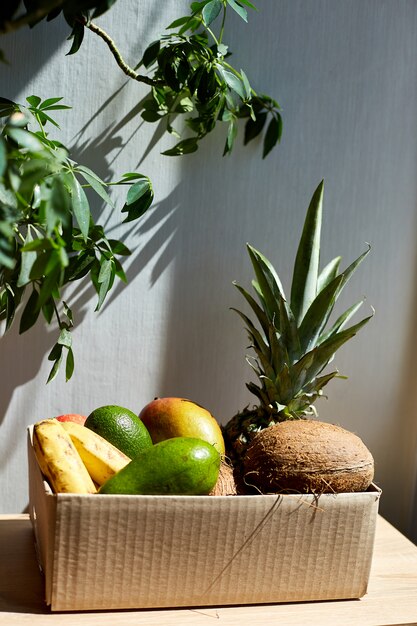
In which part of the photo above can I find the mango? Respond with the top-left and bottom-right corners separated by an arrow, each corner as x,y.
139,397 -> 225,455
99,437 -> 221,495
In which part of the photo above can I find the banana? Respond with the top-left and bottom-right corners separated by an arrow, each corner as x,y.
60,421 -> 131,486
33,419 -> 97,494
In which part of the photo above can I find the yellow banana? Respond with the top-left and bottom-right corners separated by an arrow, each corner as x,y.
60,421 -> 131,486
33,419 -> 97,494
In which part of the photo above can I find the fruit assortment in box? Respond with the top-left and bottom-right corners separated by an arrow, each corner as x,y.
32,398 -> 227,497
27,182 -> 381,611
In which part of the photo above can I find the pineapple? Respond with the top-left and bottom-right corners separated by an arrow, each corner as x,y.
223,181 -> 372,463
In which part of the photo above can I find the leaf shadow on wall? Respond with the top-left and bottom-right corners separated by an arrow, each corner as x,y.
0,106 -> 183,438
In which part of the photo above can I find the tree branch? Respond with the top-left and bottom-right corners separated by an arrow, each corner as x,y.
86,21 -> 161,87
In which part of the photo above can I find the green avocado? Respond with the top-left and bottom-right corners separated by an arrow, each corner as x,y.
99,437 -> 221,495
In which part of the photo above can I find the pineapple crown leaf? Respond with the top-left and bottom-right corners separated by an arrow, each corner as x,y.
334,243 -> 371,300
318,298 -> 365,345
296,311 -> 374,388
232,281 -> 270,338
232,182 -> 373,419
297,243 -> 371,353
298,274 -> 344,353
290,179 -> 324,325
317,256 -> 342,293
231,307 -> 269,359
246,245 -> 302,361
246,244 -> 288,327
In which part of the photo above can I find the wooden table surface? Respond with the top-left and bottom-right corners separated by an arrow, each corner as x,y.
1,514 -> 417,625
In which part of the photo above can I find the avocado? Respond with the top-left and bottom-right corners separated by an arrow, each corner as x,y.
99,437 -> 221,495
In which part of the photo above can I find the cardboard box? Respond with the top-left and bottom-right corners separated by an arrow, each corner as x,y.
27,427 -> 381,612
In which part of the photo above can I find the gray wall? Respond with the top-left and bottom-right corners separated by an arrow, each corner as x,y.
1,1 -> 417,541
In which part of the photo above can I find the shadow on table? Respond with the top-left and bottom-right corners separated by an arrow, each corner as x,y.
0,517 -> 48,614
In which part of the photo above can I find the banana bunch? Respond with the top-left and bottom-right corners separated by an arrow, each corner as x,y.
33,419 -> 131,494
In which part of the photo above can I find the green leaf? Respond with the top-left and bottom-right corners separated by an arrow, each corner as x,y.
29,250 -> 59,280
19,289 -> 40,333
166,16 -> 191,30
68,173 -> 91,240
17,230 -> 37,287
202,0 -> 222,26
237,0 -> 257,9
91,0 -> 118,19
118,172 -> 150,182
140,40 -> 161,68
4,286 -> 19,330
141,109 -> 164,123
240,69 -> 252,100
226,0 -> 248,21
26,95 -> 41,108
95,258 -> 113,311
38,264 -> 61,309
0,98 -> 16,118
92,0 -> 116,18
108,239 -> 131,256
218,68 -> 246,100
65,347 -> 75,381
76,167 -> 115,208
38,97 -> 65,109
126,178 -> 150,207
98,257 -> 112,284
45,175 -> 72,234
191,1 -> 208,12
175,97 -> 194,113
0,136 -> 7,178
33,110 -> 60,128
66,21 -> 85,55
0,182 -> 17,208
113,257 -> 127,282
21,238 -> 56,252
262,113 -> 282,158
63,301 -> 73,325
41,298 -> 55,324
121,178 -> 153,222
58,327 -> 72,348
47,346 -> 63,384
244,112 -> 267,144
223,118 -> 238,155
6,128 -> 44,152
290,180 -> 324,325
65,251 -> 95,282
162,138 -> 199,156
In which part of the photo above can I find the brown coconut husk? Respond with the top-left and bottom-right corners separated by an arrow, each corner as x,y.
243,420 -> 374,495
209,460 -> 238,496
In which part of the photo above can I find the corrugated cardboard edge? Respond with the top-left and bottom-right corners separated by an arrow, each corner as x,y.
27,427 -> 57,605
27,425 -> 381,611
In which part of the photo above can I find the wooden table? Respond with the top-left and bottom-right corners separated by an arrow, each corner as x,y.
1,514 -> 417,625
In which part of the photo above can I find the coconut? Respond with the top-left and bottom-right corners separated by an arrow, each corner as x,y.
209,460 -> 238,496
243,420 -> 374,494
